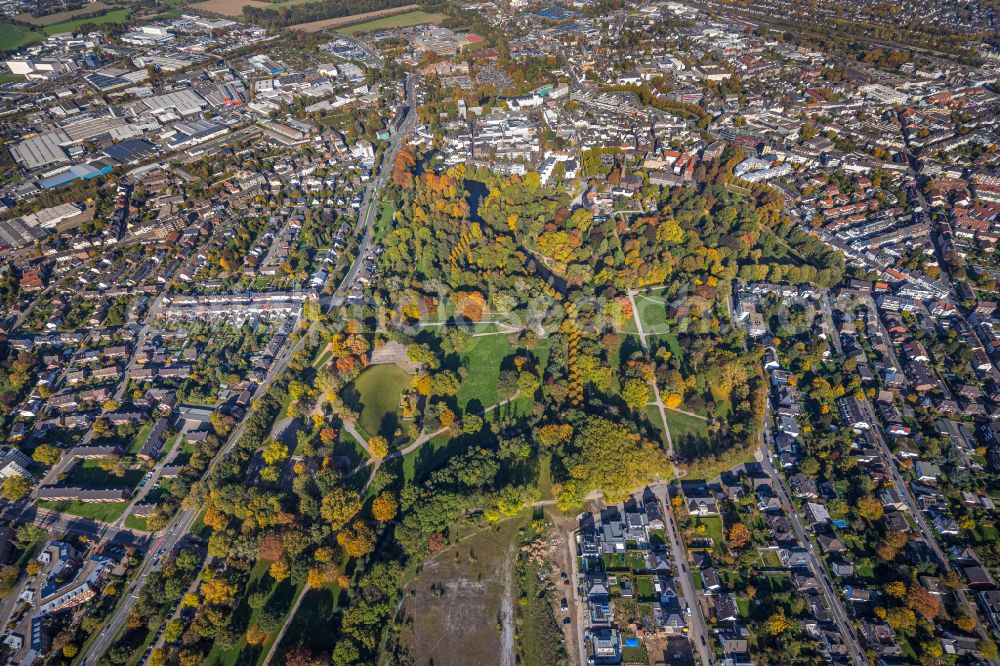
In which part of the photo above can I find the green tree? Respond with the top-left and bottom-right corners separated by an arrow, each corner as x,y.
1,476 -> 29,501
31,444 -> 60,466
621,378 -> 650,410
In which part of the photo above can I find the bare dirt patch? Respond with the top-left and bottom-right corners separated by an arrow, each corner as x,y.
399,516 -> 526,666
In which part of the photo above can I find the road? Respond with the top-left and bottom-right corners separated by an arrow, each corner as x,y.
85,312 -> 303,662
626,288 -> 713,666
647,482 -> 712,666
0,506 -> 153,635
757,450 -> 866,665
856,395 -> 1000,665
327,74 -> 417,311
112,74 -> 420,666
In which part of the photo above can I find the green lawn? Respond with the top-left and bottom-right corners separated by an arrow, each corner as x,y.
312,349 -> 332,370
334,429 -> 368,467
537,455 -> 552,500
346,364 -> 411,443
335,10 -> 448,35
0,22 -> 43,51
455,334 -> 513,410
646,404 -> 668,448
665,410 -> 709,458
690,515 -> 724,547
124,514 -> 147,531
759,548 -> 782,568
374,200 -> 396,242
38,500 -> 128,522
273,583 -> 342,655
206,559 -> 303,666
402,431 -> 453,483
43,7 -> 132,35
65,459 -> 144,489
635,288 -> 669,334
126,422 -> 154,456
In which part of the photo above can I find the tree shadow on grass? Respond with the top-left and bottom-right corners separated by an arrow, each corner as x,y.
340,383 -> 362,414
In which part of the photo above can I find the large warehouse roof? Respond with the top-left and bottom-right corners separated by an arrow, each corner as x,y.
10,130 -> 71,170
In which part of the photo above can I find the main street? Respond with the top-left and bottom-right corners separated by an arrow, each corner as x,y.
91,72 -> 420,666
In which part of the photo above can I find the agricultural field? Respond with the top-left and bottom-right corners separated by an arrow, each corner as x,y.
333,9 -> 447,34
284,5 -> 421,32
15,3 -> 111,25
0,23 -> 43,52
42,7 -> 133,35
186,0 -> 273,17
399,515 -> 526,665
188,0 -> 330,15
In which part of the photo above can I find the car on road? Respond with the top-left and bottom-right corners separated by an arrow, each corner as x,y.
560,598 -> 568,612
562,617 -> 571,625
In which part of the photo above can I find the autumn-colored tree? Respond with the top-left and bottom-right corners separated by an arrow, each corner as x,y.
663,393 -> 683,409
269,559 -> 290,583
284,645 -> 316,666
621,378 -> 650,411
320,427 -> 337,445
203,506 -> 228,531
855,495 -> 884,522
32,443 -> 61,466
727,523 -> 751,549
201,577 -> 237,605
246,624 -> 268,646
368,435 -> 389,459
537,423 -> 573,447
182,592 -> 200,608
371,492 -> 398,522
766,612 -> 790,635
307,564 -> 339,588
876,530 -> 908,561
907,583 -> 941,621
262,440 -> 289,466
428,532 -> 446,552
885,607 -> 916,635
320,487 -> 361,531
314,546 -> 334,563
337,521 -> 374,558
1,476 -> 29,501
259,533 -> 285,561
62,645 -> 78,658
883,581 -> 906,599
955,611 -> 977,633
